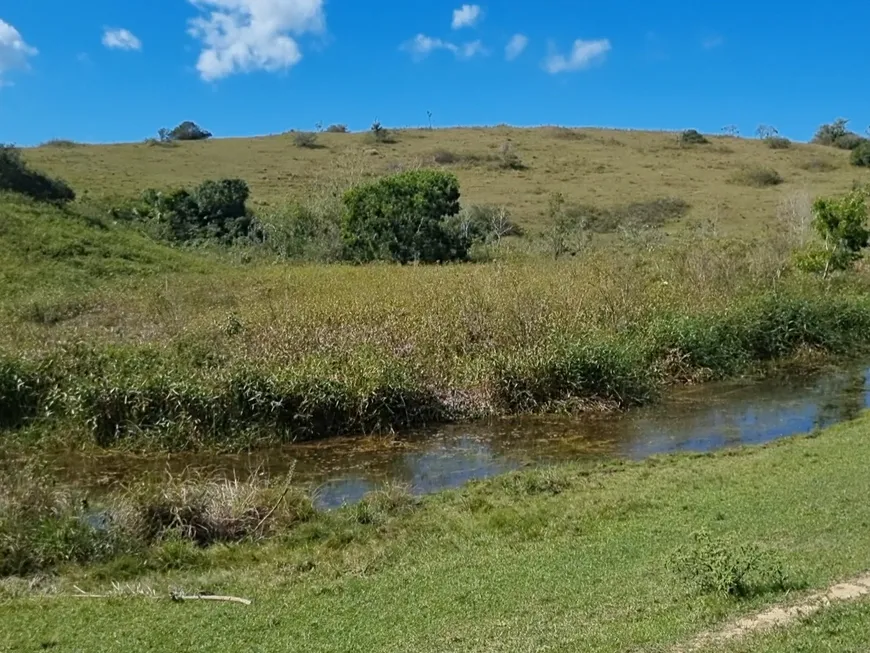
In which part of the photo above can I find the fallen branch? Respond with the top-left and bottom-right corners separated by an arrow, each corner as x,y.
70,586 -> 251,606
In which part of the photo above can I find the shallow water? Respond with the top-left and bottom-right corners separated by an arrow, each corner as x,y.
34,362 -> 870,508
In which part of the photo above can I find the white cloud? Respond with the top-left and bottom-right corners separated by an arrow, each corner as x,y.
403,33 -> 487,60
452,4 -> 482,29
102,28 -> 142,51
505,34 -> 528,61
188,0 -> 325,81
0,19 -> 37,85
544,38 -> 611,74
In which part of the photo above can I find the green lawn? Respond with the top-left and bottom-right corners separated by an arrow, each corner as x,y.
2,413 -> 870,652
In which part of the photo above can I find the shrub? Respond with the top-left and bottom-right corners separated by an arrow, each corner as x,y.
567,197 -> 690,234
369,121 -> 394,144
166,121 -> 212,142
803,188 -> 870,275
450,204 -> 523,246
127,179 -> 257,244
341,169 -> 466,263
432,150 -> 462,165
668,530 -> 789,598
800,158 -> 837,173
679,129 -> 709,145
765,136 -> 792,149
260,203 -> 343,262
0,145 -> 76,203
850,141 -> 870,167
496,141 -> 526,170
812,119 -> 866,150
293,132 -> 319,148
326,124 -> 348,133
731,166 -> 783,187
41,139 -> 80,148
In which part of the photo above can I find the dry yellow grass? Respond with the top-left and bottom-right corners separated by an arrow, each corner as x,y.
24,127 -> 865,232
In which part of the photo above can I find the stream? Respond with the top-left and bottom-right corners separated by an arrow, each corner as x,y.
35,361 -> 870,508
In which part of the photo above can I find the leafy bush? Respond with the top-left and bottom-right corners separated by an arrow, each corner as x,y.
0,145 -> 76,203
166,121 -> 212,142
341,169 -> 467,263
801,188 -> 870,275
850,141 -> 870,167
293,132 -> 319,148
668,530 -> 789,598
326,124 -> 348,133
765,136 -> 792,149
731,166 -> 783,187
260,203 -> 343,262
679,129 -> 709,145
118,179 -> 257,245
812,119 -> 866,150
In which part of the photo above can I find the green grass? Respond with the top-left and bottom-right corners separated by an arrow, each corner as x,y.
21,126 -> 866,234
2,414 -> 870,652
3,184 -> 870,447
0,193 -> 218,304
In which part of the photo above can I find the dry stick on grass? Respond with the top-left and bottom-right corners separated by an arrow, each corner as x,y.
253,461 -> 296,536
71,586 -> 252,606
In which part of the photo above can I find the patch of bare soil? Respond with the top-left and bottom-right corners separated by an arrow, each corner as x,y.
677,572 -> 870,651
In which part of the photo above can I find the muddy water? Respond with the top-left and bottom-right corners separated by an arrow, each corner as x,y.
39,363 -> 870,508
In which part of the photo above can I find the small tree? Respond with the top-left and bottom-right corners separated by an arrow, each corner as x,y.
370,120 -> 392,143
811,118 -> 866,150
341,169 -> 464,263
721,125 -> 739,137
756,124 -> 779,139
799,188 -> 870,277
545,192 -> 588,259
851,141 -> 870,167
326,124 -> 348,133
167,121 -> 212,142
0,145 -> 75,203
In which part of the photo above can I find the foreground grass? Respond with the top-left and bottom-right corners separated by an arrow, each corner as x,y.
2,414 -> 870,652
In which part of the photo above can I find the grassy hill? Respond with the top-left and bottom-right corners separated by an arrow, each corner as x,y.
24,127 -> 867,233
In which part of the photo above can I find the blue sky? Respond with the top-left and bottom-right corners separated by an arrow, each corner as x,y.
1,0 -> 869,146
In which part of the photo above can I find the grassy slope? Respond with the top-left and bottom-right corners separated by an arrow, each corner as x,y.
3,415 -> 870,652
0,193 -> 216,304
24,127 -> 867,233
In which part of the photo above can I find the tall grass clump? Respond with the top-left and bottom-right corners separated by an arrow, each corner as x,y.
0,466 -> 314,576
0,465 -> 133,576
120,470 -> 313,545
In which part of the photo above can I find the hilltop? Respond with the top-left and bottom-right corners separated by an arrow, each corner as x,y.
23,126 -> 864,234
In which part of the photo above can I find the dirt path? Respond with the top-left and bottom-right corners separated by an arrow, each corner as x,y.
677,571 -> 870,651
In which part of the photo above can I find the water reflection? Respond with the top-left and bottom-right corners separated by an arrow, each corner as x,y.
29,364 -> 870,509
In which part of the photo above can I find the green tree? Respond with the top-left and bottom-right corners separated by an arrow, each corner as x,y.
341,170 -> 465,263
